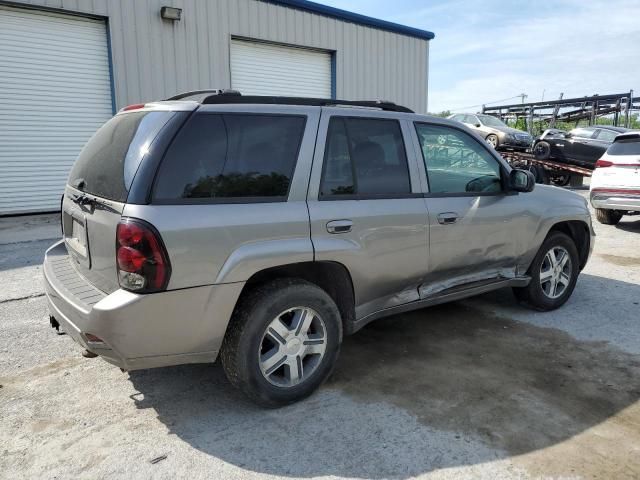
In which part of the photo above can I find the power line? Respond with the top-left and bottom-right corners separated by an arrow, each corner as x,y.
449,95 -> 524,112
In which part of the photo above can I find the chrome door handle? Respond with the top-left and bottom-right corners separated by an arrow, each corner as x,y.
437,212 -> 458,225
327,219 -> 353,234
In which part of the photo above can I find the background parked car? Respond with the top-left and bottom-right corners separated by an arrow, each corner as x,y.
590,131 -> 640,225
533,126 -> 635,170
448,113 -> 533,151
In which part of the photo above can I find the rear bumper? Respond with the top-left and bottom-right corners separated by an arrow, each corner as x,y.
44,240 -> 244,370
590,190 -> 640,211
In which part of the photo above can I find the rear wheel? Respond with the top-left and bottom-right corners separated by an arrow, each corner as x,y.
531,164 -> 550,184
221,278 -> 342,407
595,208 -> 623,225
550,173 -> 571,187
513,232 -> 579,311
486,134 -> 499,149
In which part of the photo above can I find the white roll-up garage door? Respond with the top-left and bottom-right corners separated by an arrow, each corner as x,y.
0,6 -> 113,215
231,39 -> 332,98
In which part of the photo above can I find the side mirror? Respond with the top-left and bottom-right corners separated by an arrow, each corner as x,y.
509,169 -> 535,193
564,132 -> 572,138
475,123 -> 482,128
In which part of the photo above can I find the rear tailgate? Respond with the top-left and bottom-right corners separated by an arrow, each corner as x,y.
62,187 -> 125,293
599,134 -> 640,189
62,109 -> 180,293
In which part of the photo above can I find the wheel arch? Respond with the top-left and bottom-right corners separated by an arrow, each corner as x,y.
547,220 -> 591,270
237,261 -> 357,334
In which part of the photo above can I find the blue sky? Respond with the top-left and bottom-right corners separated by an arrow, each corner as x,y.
320,0 -> 640,113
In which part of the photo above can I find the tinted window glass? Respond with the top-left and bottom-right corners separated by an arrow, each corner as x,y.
320,117 -> 411,197
154,114 -> 305,201
415,123 -> 503,194
68,111 -> 174,201
595,129 -> 618,143
608,138 -> 640,155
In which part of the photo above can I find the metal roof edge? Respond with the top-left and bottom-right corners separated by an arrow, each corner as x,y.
264,0 -> 435,40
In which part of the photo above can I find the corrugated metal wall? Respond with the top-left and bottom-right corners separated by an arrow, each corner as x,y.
11,0 -> 429,113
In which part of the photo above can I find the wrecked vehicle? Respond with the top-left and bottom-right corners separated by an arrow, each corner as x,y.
44,91 -> 594,406
533,126 -> 635,170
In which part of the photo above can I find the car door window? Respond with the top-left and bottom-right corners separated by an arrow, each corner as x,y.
569,127 -> 596,139
594,129 -> 618,143
463,115 -> 478,125
415,123 -> 503,194
320,117 -> 411,198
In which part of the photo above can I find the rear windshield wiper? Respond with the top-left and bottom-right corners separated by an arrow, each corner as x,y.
71,193 -> 96,207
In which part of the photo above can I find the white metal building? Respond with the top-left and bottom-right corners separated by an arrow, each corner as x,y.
0,0 -> 434,215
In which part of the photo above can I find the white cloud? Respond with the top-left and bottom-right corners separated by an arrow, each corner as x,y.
425,0 -> 640,112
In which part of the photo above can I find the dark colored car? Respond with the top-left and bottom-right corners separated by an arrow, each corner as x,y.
533,126 -> 634,169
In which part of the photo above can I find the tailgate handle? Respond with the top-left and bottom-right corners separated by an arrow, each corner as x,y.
327,220 -> 353,234
437,212 -> 459,225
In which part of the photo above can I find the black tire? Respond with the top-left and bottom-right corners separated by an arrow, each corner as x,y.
550,173 -> 571,187
531,164 -> 550,184
595,208 -> 623,225
486,134 -> 499,149
513,232 -> 580,311
533,141 -> 551,160
221,278 -> 342,407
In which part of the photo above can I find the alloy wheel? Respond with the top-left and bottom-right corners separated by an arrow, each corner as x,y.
258,307 -> 327,387
539,246 -> 572,299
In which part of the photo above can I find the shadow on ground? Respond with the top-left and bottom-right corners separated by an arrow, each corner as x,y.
615,217 -> 640,233
128,275 -> 640,479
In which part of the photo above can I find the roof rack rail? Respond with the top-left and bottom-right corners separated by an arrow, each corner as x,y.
200,94 -> 414,113
165,89 -> 241,101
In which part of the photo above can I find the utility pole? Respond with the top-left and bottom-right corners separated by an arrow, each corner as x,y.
624,89 -> 634,128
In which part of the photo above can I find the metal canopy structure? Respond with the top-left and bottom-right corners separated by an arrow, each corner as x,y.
482,91 -> 638,133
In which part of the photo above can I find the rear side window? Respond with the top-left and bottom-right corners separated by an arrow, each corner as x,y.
68,111 -> 174,201
319,117 -> 411,197
153,114 -> 305,202
608,138 -> 640,156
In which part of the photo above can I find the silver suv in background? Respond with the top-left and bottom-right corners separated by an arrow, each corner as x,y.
449,113 -> 533,151
44,91 -> 594,407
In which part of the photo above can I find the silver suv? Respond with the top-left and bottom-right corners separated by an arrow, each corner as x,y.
44,91 -> 594,406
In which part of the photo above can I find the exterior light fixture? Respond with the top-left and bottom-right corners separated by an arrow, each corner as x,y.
160,6 -> 182,21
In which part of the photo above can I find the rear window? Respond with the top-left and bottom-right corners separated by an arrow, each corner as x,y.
319,117 -> 411,197
607,137 -> 640,156
68,111 -> 174,201
153,113 -> 306,202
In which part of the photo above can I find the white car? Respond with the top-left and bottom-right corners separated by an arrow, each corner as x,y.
590,132 -> 640,225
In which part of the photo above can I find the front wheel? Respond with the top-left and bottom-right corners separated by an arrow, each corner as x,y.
513,232 -> 580,311
221,278 -> 342,407
595,208 -> 623,225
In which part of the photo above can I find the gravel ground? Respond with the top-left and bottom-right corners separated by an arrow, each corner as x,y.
1,191 -> 639,480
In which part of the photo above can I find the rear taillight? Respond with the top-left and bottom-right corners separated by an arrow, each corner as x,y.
116,218 -> 171,293
595,159 -> 614,168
